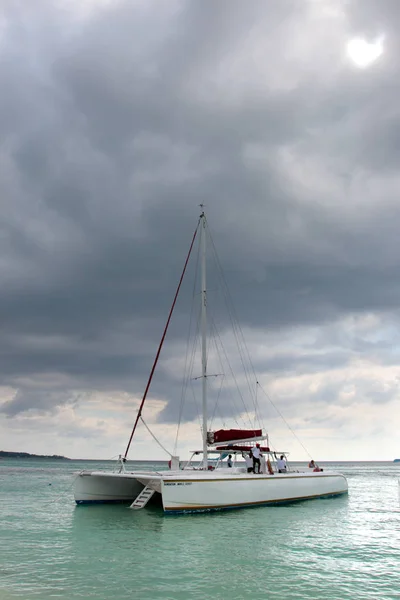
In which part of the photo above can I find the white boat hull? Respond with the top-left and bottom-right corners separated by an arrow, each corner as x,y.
74,468 -> 348,513
139,470 -> 348,514
74,471 -> 146,504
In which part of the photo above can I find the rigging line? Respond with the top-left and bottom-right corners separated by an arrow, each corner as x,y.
207,324 -> 221,423
257,382 -> 313,459
253,383 -> 263,432
186,304 -> 221,438
211,320 -> 248,429
178,306 -> 203,437
206,223 -> 263,429
206,287 -> 249,430
209,239 -> 255,399
207,223 -> 263,426
187,308 -> 203,433
207,323 -> 227,428
207,374 -> 228,429
212,349 -> 247,428
215,277 -> 260,426
207,325 -> 238,429
123,220 -> 200,459
210,316 -> 251,428
205,221 -> 259,397
186,306 -> 205,436
209,374 -> 225,428
211,322 -> 248,429
189,378 -> 203,432
140,417 -> 173,458
174,237 -> 201,454
212,401 -> 228,430
176,308 -> 202,449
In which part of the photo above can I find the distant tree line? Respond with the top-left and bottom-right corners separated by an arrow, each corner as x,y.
0,451 -> 69,459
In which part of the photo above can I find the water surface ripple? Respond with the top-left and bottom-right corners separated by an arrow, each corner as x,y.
1,460 -> 399,599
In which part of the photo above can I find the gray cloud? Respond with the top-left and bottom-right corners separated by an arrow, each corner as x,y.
1,0 -> 400,445
1,388 -> 77,418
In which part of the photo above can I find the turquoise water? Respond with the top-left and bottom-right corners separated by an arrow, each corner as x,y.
0,460 -> 399,599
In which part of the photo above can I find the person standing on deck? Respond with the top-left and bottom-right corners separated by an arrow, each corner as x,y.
227,454 -> 233,468
252,444 -> 262,474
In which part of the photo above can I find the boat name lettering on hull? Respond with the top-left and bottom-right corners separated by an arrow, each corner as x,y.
164,482 -> 192,486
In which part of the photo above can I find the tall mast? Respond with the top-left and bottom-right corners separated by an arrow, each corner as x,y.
200,208 -> 208,469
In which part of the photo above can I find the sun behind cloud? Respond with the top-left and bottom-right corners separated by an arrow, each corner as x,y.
347,36 -> 384,68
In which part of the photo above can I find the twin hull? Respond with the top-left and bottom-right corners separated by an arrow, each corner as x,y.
74,470 -> 348,513
74,471 -> 145,504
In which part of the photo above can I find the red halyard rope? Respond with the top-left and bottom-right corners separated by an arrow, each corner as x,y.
123,221 -> 200,459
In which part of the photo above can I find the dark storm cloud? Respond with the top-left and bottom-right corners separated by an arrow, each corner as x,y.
1,0 -> 400,419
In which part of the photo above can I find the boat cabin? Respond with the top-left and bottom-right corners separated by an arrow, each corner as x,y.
179,447 -> 290,474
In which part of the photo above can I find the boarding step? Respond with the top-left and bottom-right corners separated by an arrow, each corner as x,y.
129,485 -> 156,510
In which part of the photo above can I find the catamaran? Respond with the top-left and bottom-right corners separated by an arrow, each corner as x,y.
74,209 -> 348,513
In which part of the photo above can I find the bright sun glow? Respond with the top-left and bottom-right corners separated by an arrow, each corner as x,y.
347,36 -> 384,68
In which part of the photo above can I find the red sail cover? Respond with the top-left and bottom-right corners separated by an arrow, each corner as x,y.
216,445 -> 270,452
208,429 -> 262,444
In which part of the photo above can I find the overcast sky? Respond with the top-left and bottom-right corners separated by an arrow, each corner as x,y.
1,0 -> 400,461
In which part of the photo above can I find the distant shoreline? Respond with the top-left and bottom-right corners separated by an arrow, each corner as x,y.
0,451 -> 70,460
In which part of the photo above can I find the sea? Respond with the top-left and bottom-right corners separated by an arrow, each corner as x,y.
0,459 -> 399,600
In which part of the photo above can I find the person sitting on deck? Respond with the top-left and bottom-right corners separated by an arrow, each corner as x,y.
308,459 -> 323,472
242,451 -> 253,473
277,455 -> 287,473
252,444 -> 262,474
227,454 -> 233,468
